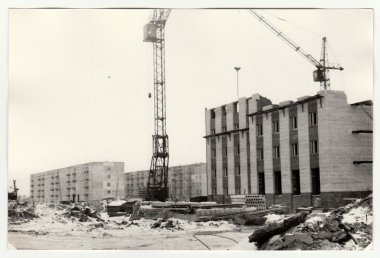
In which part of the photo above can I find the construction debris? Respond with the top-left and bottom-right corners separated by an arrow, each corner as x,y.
252,195 -> 372,250
8,202 -> 39,224
249,212 -> 309,245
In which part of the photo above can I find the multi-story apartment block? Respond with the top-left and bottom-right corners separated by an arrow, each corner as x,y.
205,90 -> 372,209
30,161 -> 124,203
124,163 -> 207,200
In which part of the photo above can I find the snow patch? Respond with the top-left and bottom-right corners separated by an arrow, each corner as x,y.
342,206 -> 372,225
264,213 -> 285,223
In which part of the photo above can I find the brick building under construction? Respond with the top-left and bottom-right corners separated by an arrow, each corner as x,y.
204,90 -> 372,209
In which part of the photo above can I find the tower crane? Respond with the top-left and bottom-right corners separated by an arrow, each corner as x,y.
248,9 -> 344,89
143,9 -> 171,201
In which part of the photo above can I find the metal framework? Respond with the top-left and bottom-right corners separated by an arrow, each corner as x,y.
144,9 -> 171,201
248,9 -> 343,90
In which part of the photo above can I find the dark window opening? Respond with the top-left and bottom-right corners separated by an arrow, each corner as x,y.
292,170 -> 300,195
257,148 -> 264,160
309,112 -> 318,126
258,173 -> 265,195
223,167 -> 228,177
311,168 -> 321,195
291,116 -> 298,130
273,146 -> 280,159
222,106 -> 227,116
311,140 -> 319,154
233,102 -> 239,113
292,143 -> 299,156
272,120 -> 280,133
211,109 -> 216,119
256,124 -> 263,136
274,171 -> 282,195
234,145 -> 240,155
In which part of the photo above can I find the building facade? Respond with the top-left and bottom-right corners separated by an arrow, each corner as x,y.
30,161 -> 125,203
205,90 -> 372,208
124,163 -> 207,200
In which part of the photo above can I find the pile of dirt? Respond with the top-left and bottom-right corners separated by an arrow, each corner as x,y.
151,218 -> 184,231
8,203 -> 39,224
61,204 -> 104,223
260,195 -> 372,250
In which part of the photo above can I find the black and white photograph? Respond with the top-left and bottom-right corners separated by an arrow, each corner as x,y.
1,0 -> 377,254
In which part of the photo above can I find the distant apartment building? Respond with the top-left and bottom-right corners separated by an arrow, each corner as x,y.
124,163 -> 207,200
30,162 -> 124,203
205,90 -> 372,209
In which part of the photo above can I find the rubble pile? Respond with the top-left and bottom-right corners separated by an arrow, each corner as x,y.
258,195 -> 372,250
61,203 -> 104,223
8,202 -> 39,224
151,218 -> 184,231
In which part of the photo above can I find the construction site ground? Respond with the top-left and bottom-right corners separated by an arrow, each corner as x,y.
8,195 -> 372,250
7,203 -> 262,250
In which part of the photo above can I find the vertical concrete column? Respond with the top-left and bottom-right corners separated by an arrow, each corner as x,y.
205,109 -> 211,135
279,108 -> 291,194
317,90 -> 354,193
205,109 -> 212,195
263,112 -> 274,195
239,98 -> 248,194
226,103 -> 235,195
297,103 -> 311,194
214,107 -> 223,195
249,115 -> 258,194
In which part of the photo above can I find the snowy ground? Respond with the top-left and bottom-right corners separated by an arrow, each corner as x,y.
8,204 -> 257,250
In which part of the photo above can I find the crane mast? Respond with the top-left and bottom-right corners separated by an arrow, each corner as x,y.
143,9 -> 171,201
248,9 -> 343,89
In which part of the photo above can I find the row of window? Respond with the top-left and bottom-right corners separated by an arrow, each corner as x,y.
213,141 -> 317,161
256,112 -> 317,136
258,169 -> 320,196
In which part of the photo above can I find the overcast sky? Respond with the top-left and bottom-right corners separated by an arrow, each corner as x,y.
8,9 -> 373,195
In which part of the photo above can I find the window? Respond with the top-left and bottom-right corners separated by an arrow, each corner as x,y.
291,117 -> 298,130
222,106 -> 227,116
213,168 -> 216,178
223,148 -> 227,157
274,171 -> 282,195
222,126 -> 227,132
311,168 -> 321,195
311,140 -> 319,154
107,190 -> 111,194
292,143 -> 299,156
223,167 -> 228,177
292,170 -> 300,195
256,124 -> 263,136
309,112 -> 318,126
233,123 -> 239,130
212,148 -> 216,157
272,120 -> 279,133
107,175 -> 111,179
258,173 -> 265,195
236,166 -> 240,176
106,167 -> 111,171
211,109 -> 216,119
233,102 -> 239,113
257,148 -> 264,160
273,146 -> 280,159
211,129 -> 216,135
234,145 -> 240,155
107,182 -> 110,186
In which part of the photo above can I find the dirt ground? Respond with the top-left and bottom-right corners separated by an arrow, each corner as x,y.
8,231 -> 253,250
